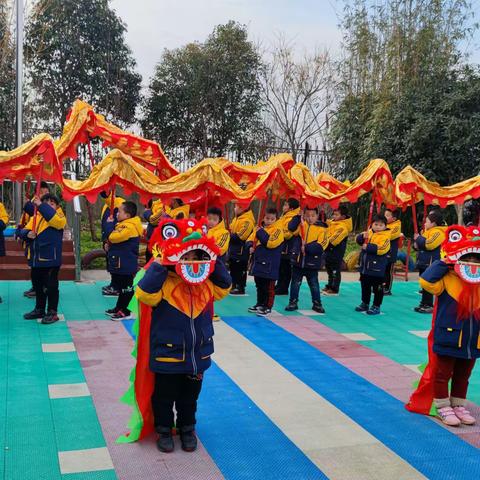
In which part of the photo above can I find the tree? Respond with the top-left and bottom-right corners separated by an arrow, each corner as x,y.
141,21 -> 268,162
25,0 -> 142,133
0,0 -> 15,150
261,38 -> 333,160
329,0 -> 479,183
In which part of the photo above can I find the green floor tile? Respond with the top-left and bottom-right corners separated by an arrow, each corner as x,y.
62,471 -> 117,480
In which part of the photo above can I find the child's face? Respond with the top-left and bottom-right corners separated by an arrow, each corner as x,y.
332,210 -> 344,221
371,220 -> 386,232
117,205 -> 130,222
207,214 -> 220,229
263,213 -> 277,226
40,187 -> 49,197
282,202 -> 291,214
425,217 -> 434,229
304,209 -> 319,224
182,250 -> 200,261
384,211 -> 394,223
234,205 -> 244,216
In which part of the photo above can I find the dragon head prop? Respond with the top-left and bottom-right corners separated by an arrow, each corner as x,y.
149,218 -> 219,285
442,225 -> 480,284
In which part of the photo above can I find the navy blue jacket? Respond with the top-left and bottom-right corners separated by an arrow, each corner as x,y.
104,217 -> 143,276
288,216 -> 329,270
421,261 -> 480,359
356,230 -> 391,278
248,226 -> 283,281
101,207 -> 119,242
136,260 -> 232,374
20,203 -> 66,268
415,227 -> 447,270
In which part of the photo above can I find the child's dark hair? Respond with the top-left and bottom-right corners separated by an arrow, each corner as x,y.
304,206 -> 318,214
335,204 -> 349,217
266,207 -> 278,218
173,198 -> 184,206
207,207 -> 222,219
41,193 -> 59,205
287,198 -> 300,210
122,201 -> 137,218
427,210 -> 443,226
40,181 -> 49,190
372,214 -> 387,225
385,207 -> 401,219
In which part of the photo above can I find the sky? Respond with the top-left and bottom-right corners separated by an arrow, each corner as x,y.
109,0 -> 343,85
109,0 -> 480,86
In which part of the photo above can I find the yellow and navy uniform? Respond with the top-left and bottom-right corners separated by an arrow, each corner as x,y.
20,203 -> 66,268
136,260 -> 231,374
325,216 -> 353,264
105,216 -> 143,275
229,209 -> 255,261
387,219 -> 402,262
280,207 -> 301,255
247,220 -> 284,280
356,229 -> 391,278
415,226 -> 447,268
144,199 -> 166,241
0,202 -> 9,257
168,204 -> 190,220
207,220 -> 230,261
288,216 -> 329,270
420,261 -> 480,359
101,193 -> 125,242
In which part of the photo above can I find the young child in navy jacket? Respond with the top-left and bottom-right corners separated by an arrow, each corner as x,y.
247,208 -> 284,316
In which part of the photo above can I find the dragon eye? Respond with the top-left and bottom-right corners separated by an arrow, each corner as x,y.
161,223 -> 179,240
187,220 -> 195,227
449,230 -> 462,243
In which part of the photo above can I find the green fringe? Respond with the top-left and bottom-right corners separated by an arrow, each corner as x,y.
116,268 -> 146,444
410,361 -> 437,417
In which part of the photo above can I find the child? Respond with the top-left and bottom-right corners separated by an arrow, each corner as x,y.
414,210 -> 447,314
323,204 -> 352,295
285,206 -> 329,314
229,203 -> 255,295
143,199 -> 166,263
407,228 -> 479,426
104,201 -> 143,320
20,181 -> 50,298
383,208 -> 403,295
136,246 -> 231,452
168,198 -> 190,219
247,208 -> 284,316
21,194 -> 66,324
355,214 -> 391,315
100,191 -> 126,297
275,198 -> 300,295
206,207 -> 230,262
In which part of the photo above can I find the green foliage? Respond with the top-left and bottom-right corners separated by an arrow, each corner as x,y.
141,21 -> 267,160
25,0 -> 142,132
0,0 -> 15,149
330,0 -> 480,186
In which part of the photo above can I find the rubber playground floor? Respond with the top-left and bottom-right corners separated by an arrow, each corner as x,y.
0,276 -> 479,480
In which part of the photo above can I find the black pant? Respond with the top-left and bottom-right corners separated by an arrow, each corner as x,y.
32,266 -> 60,312
360,274 -> 384,307
111,273 -> 134,313
152,373 -> 203,428
255,276 -> 275,308
275,257 -> 292,294
384,262 -> 395,292
325,257 -> 342,293
230,258 -> 248,290
418,266 -> 433,307
290,266 -> 321,304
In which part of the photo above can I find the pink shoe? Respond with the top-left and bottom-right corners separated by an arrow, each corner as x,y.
453,406 -> 476,425
437,406 -> 461,426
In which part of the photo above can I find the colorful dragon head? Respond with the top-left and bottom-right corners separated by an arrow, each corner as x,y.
443,225 -> 480,284
149,218 -> 219,285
